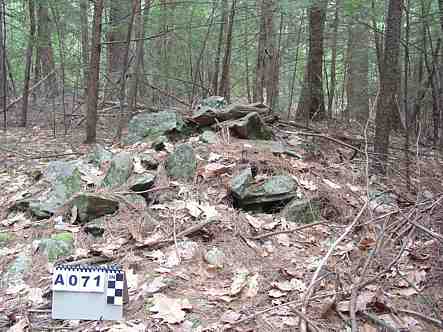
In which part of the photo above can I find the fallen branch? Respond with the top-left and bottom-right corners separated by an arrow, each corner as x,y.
300,202 -> 368,332
248,220 -> 329,240
396,309 -> 443,329
290,131 -> 365,155
114,185 -> 174,195
1,70 -> 56,113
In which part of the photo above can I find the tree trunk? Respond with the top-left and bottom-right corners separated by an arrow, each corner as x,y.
253,0 -> 266,103
296,1 -> 327,121
107,0 -> 130,84
327,0 -> 339,119
21,0 -> 36,128
36,0 -> 56,95
0,0 -> 5,130
373,0 -> 403,174
85,0 -> 104,144
115,0 -> 137,142
219,0 -> 237,102
347,10 -> 369,125
438,0 -> 443,149
80,0 -> 89,96
128,0 -> 147,115
212,0 -> 228,96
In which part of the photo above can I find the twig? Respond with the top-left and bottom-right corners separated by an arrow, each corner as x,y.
359,311 -> 400,332
172,209 -> 181,265
300,202 -> 368,332
248,220 -> 329,240
396,309 -> 443,329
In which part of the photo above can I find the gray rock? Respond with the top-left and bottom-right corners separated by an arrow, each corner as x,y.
34,232 -> 74,262
204,247 -> 225,268
70,193 -> 119,223
151,135 -> 168,151
3,249 -> 32,286
125,194 -> 148,211
231,175 -> 298,211
282,198 -> 320,224
125,111 -> 185,145
29,161 -> 82,218
230,168 -> 253,200
192,102 -> 268,126
129,173 -> 156,192
102,152 -> 133,188
0,233 -> 13,247
139,153 -> 159,170
200,130 -> 218,144
87,144 -> 113,167
221,112 -> 272,140
166,144 -> 197,180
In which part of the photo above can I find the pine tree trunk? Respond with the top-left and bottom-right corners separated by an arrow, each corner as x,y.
80,0 -> 89,96
296,1 -> 327,121
212,0 -> 228,96
21,0 -> 36,128
85,0 -> 104,144
373,0 -> 403,174
327,1 -> 339,119
219,0 -> 237,102
36,0 -> 56,95
0,0 -> 5,129
347,11 -> 369,125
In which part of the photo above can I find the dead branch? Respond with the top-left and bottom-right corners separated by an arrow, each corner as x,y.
248,220 -> 329,240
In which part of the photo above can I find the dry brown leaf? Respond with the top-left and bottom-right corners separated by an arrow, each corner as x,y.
149,294 -> 192,324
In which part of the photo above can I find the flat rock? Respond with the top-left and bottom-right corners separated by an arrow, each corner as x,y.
282,198 -> 320,224
129,173 -> 156,192
125,111 -> 185,145
220,112 -> 272,140
70,193 -> 119,223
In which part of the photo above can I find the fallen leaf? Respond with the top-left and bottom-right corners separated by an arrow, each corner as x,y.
149,294 -> 192,324
230,268 -> 250,296
186,201 -> 202,218
268,289 -> 286,298
245,214 -> 264,230
220,310 -> 241,323
244,274 -> 259,298
323,179 -> 341,189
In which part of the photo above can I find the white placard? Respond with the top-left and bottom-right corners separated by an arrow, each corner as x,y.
52,269 -> 105,293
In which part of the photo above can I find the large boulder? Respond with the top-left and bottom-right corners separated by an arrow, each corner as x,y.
221,112 -> 272,140
70,193 -> 119,223
166,144 -> 197,180
101,152 -> 133,188
192,102 -> 269,126
125,111 -> 185,144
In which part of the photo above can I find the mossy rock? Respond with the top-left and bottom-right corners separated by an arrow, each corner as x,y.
166,144 -> 197,180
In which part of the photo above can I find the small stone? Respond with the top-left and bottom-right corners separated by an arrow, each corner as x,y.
204,247 -> 225,268
139,153 -> 159,170
151,136 -> 168,151
70,193 -> 119,223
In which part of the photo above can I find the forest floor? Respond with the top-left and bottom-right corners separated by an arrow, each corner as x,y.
0,111 -> 443,332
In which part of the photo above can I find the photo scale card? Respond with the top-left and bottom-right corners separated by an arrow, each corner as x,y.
52,265 -> 124,320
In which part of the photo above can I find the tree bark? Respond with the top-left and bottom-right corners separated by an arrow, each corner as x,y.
0,0 -> 5,130
21,0 -> 36,128
327,0 -> 339,119
219,0 -> 237,102
36,0 -> 56,95
347,9 -> 369,125
85,0 -> 104,144
373,0 -> 403,174
80,0 -> 89,96
296,0 -> 327,121
212,0 -> 228,96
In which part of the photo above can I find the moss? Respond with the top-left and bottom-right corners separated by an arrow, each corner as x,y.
51,232 -> 74,243
0,232 -> 13,246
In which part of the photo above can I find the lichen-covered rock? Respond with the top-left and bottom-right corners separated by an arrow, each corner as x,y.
34,232 -> 74,262
282,198 -> 320,224
200,130 -> 218,144
125,194 -> 148,211
166,144 -> 197,180
125,111 -> 185,145
231,175 -> 297,212
139,153 -> 159,170
102,152 -> 133,188
87,144 -> 113,167
3,249 -> 32,286
29,161 -> 82,218
230,168 -> 253,200
70,193 -> 119,223
151,135 -> 168,151
222,112 -> 272,140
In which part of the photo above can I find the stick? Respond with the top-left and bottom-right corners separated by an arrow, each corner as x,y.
248,220 -> 329,240
1,70 -> 56,113
300,202 -> 368,332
